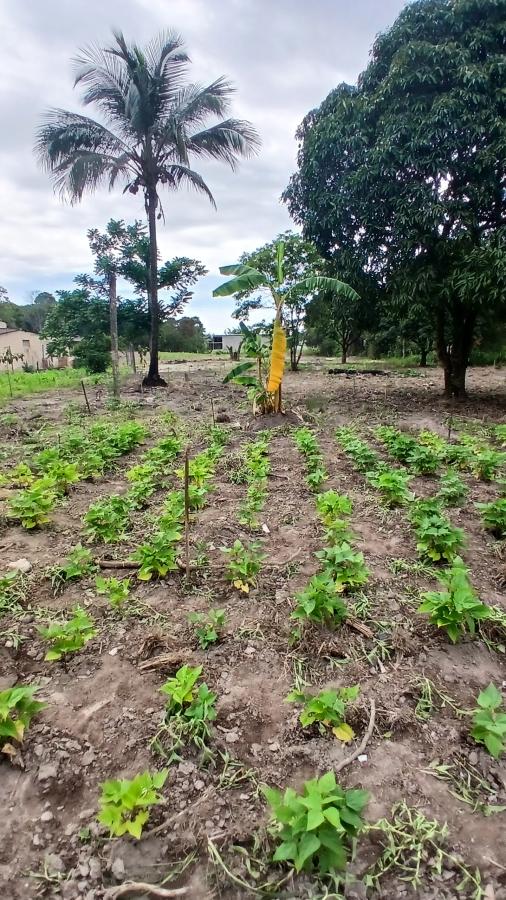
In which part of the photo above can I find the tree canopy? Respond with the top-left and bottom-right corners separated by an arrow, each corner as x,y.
284,0 -> 506,395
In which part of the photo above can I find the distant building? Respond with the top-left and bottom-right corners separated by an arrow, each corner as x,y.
208,332 -> 269,353
0,324 -> 68,371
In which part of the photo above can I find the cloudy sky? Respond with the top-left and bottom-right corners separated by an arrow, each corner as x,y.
0,0 -> 406,332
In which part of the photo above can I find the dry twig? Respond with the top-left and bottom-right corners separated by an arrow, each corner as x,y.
335,698 -> 376,773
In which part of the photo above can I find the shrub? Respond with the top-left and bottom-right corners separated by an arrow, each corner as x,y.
476,498 -> 506,538
418,557 -> 490,642
98,770 -> 168,838
470,684 -> 506,759
263,772 -> 368,873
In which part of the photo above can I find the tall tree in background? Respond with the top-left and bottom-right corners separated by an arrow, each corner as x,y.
285,0 -> 506,396
35,29 -> 259,385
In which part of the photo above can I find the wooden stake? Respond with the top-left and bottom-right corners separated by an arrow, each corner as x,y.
211,398 -> 216,427
81,380 -> 91,414
184,448 -> 190,580
6,370 -> 13,398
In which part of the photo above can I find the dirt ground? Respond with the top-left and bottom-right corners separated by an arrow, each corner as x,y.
0,358 -> 505,900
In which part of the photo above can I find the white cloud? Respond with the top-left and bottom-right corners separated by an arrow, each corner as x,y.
0,0 -> 406,330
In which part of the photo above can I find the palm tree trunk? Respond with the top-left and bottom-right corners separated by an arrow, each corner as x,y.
108,271 -> 120,400
144,186 -> 167,387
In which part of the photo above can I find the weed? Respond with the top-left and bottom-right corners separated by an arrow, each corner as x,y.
316,542 -> 369,592
0,570 -> 26,618
418,556 -> 490,642
365,801 -> 482,896
97,769 -> 168,838
286,685 -> 359,742
476,498 -> 506,538
264,771 -> 368,873
470,683 -> 506,759
414,678 -> 434,721
188,608 -> 226,648
437,471 -> 468,506
0,685 -> 46,751
221,540 -> 264,593
424,758 -> 506,816
292,574 -> 348,627
95,575 -> 131,610
83,495 -> 132,543
132,533 -> 180,580
366,468 -> 413,507
38,606 -> 97,661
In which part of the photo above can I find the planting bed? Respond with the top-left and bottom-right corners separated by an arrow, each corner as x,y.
0,361 -> 505,900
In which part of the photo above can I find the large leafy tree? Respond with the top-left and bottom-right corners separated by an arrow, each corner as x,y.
284,0 -> 506,397
228,232 -> 326,370
36,30 -> 259,385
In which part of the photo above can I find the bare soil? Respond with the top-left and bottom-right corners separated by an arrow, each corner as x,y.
0,359 -> 505,900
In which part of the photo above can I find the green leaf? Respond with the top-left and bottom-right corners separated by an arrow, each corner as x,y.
223,362 -> 254,384
213,268 -> 268,297
294,832 -> 321,871
477,683 -> 502,710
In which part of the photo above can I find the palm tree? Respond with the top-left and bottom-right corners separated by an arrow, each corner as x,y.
36,30 -> 260,385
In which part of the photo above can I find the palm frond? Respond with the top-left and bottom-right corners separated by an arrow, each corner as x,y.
145,30 -> 188,80
35,110 -> 133,201
188,119 -> 261,168
171,78 -> 235,127
160,164 -> 216,207
73,44 -> 129,124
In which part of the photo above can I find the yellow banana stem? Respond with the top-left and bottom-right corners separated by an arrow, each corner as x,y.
266,319 -> 287,393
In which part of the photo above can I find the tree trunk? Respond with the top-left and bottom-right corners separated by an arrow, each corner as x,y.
108,271 -> 120,400
341,336 -> 347,364
129,344 -> 136,374
143,186 -> 167,387
419,347 -> 428,368
290,343 -> 298,371
436,304 -> 475,399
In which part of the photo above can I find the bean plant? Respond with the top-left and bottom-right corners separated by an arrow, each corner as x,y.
418,556 -> 490,642
0,685 -> 46,748
98,769 -> 168,838
221,540 -> 264,593
38,606 -> 97,661
470,684 -> 506,759
286,685 -> 359,742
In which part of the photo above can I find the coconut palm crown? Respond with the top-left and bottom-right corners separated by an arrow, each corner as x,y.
35,30 -> 260,384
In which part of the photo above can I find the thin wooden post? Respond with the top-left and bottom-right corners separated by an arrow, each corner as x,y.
81,380 -> 91,415
184,449 -> 190,580
6,370 -> 13,398
211,398 -> 216,427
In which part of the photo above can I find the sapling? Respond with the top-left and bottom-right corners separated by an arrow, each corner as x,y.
286,685 -> 359,742
97,769 -> 168,838
132,532 -> 180,580
470,684 -> 506,759
38,606 -> 96,661
315,490 -> 352,525
418,556 -> 490,642
156,665 -> 217,759
263,772 -> 368,873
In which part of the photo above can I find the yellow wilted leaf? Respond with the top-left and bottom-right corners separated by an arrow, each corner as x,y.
1,743 -> 17,758
332,723 -> 355,743
233,579 -> 249,593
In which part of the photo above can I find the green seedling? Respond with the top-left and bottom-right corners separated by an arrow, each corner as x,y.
367,468 -> 414,507
97,769 -> 168,839
132,532 -> 180,580
286,685 -> 359,742
476,498 -> 506,538
336,428 -> 380,473
83,495 -> 132,543
43,460 -> 80,495
406,445 -> 439,475
188,609 -> 226,649
156,665 -> 217,760
315,491 -> 352,525
323,518 -> 354,545
8,477 -> 57,529
471,683 -> 506,759
263,771 -> 368,873
9,463 -> 34,486
418,556 -> 490,643
443,443 -> 473,470
48,544 -> 97,595
95,575 -> 131,609
38,606 -> 97,661
0,685 -> 46,751
239,481 -> 267,528
292,573 -> 348,627
316,542 -> 369,592
375,425 -> 416,464
221,540 -> 264,593
437,471 -> 468,506
306,465 -> 327,492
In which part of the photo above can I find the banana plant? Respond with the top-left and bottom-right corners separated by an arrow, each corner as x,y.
213,241 -> 359,412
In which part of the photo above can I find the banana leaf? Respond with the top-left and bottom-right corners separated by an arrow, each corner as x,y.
223,362 -> 254,384
213,267 -> 267,297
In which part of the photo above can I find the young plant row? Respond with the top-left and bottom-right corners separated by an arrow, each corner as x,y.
293,427 -> 328,492
235,432 -> 271,529
6,420 -> 147,529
